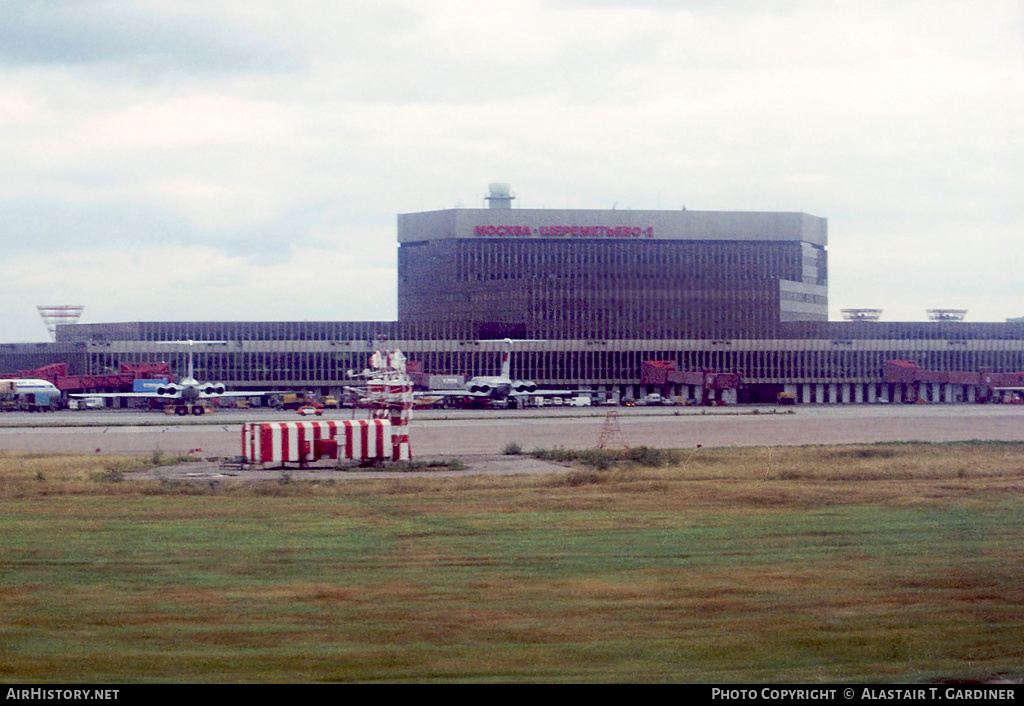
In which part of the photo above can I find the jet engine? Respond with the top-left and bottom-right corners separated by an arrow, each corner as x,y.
155,383 -> 181,397
200,383 -> 227,397
469,383 -> 490,394
512,380 -> 537,394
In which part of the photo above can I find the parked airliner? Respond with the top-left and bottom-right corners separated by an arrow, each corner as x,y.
420,339 -> 570,407
0,378 -> 61,409
70,341 -> 273,415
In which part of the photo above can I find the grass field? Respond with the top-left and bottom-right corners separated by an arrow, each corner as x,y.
1,442 -> 1022,683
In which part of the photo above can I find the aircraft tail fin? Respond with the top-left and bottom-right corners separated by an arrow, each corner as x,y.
500,338 -> 512,379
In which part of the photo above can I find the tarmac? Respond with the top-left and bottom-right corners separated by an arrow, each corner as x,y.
0,404 -> 1021,480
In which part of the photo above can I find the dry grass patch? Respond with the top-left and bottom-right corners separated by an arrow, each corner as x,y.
2,443 -> 1024,682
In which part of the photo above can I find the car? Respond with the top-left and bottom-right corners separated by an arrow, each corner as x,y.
296,405 -> 323,416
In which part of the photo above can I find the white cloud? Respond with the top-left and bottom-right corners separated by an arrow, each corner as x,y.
0,0 -> 1021,341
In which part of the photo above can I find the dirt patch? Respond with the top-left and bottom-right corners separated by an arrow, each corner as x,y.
138,453 -> 571,483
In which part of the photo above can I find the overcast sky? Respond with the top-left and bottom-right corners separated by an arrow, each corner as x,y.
1,0 -> 1021,342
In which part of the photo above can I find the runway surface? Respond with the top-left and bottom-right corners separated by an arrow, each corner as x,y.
0,405 -> 1021,458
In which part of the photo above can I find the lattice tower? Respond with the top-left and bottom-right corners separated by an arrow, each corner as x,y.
37,305 -> 83,341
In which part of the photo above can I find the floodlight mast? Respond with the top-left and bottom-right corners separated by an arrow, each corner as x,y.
841,308 -> 882,321
926,309 -> 967,321
37,305 -> 84,341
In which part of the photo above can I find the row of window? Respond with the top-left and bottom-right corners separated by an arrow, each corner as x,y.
401,239 -> 817,286
398,238 -> 832,339
457,238 -> 807,270
71,343 -> 1024,387
52,320 -> 1024,345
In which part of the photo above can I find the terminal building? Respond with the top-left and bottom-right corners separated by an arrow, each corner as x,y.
2,185 -> 1022,405
397,193 -> 828,339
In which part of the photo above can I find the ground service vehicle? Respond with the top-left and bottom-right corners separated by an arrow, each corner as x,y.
69,397 -> 105,410
276,392 -> 318,409
164,402 -> 215,416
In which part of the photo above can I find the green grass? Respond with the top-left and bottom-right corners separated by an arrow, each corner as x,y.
1,443 -> 1023,683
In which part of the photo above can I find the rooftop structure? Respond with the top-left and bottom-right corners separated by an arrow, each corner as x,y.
37,305 -> 83,341
927,309 -> 968,321
841,309 -> 883,321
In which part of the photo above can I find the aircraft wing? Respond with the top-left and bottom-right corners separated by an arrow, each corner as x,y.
68,389 -> 283,400
199,390 -> 281,398
511,389 -> 577,397
414,389 -> 487,397
412,388 -> 581,398
69,392 -> 162,398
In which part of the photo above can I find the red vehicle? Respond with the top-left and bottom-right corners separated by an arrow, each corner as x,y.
296,405 -> 323,416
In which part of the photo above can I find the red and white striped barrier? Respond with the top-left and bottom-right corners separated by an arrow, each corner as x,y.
239,343 -> 414,467
241,420 -> 392,466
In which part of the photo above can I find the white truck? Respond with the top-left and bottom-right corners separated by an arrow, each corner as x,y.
69,397 -> 106,410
